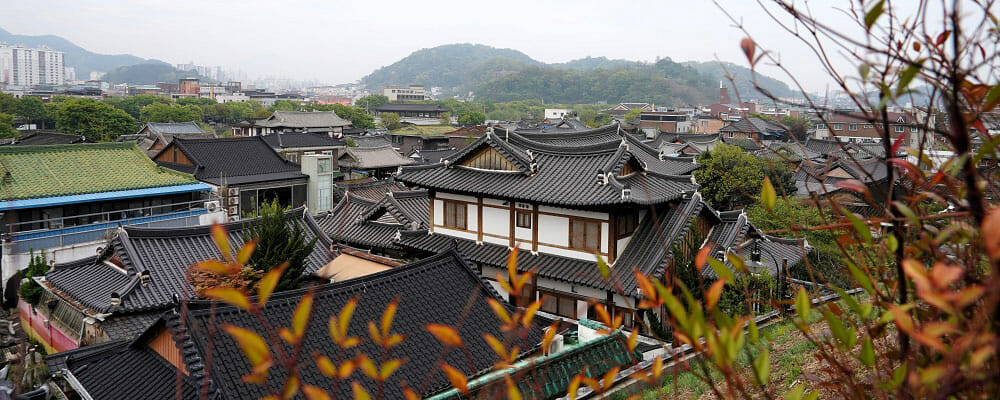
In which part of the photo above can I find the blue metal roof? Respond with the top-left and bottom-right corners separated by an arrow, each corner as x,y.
0,183 -> 212,211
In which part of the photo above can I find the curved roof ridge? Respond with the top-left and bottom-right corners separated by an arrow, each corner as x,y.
123,207 -> 310,238
442,131 -> 532,173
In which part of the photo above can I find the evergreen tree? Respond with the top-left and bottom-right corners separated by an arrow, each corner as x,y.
241,199 -> 317,291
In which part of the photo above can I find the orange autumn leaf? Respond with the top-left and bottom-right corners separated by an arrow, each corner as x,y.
235,239 -> 257,265
426,324 -> 463,347
205,288 -> 253,311
223,325 -> 271,367
302,385 -> 330,400
521,299 -> 542,327
257,262 -> 288,306
441,363 -> 469,394
351,382 -> 371,400
210,223 -> 232,261
706,279 -> 726,311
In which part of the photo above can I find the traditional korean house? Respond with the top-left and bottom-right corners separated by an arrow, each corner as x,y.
31,208 -> 332,352
259,132 -> 346,164
719,117 -> 788,141
153,136 -> 309,219
338,141 -> 415,179
394,123 -> 730,330
44,249 -> 639,400
409,147 -> 459,164
649,132 -> 722,157
373,103 -> 448,121
1,130 -> 85,146
317,189 -> 429,257
124,122 -> 216,157
235,111 -> 352,137
0,143 -> 215,296
333,178 -> 407,202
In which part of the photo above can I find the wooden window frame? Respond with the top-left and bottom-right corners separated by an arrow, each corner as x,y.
568,217 -> 602,252
615,213 -> 640,239
515,210 -> 532,229
441,199 -> 467,230
539,289 -> 578,319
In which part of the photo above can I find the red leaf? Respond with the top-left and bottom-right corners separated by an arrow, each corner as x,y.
740,38 -> 756,64
936,31 -> 951,46
984,207 -> 1000,261
835,179 -> 869,195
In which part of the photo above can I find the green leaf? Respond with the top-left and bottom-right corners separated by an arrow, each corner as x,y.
726,252 -> 747,273
749,319 -> 759,345
707,257 -> 735,282
895,62 -> 923,96
753,347 -> 770,386
761,176 -> 776,211
825,310 -> 850,349
860,336 -> 875,367
886,233 -> 898,252
844,212 -> 872,246
864,0 -> 885,30
847,261 -> 875,295
784,384 -> 805,400
858,64 -> 870,81
886,364 -> 907,389
596,256 -> 610,279
795,287 -> 811,321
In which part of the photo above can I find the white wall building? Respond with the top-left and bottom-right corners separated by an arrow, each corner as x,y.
0,44 -> 65,87
383,84 -> 428,101
544,108 -> 573,119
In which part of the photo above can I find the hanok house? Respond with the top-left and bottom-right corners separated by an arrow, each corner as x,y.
794,156 -> 893,215
120,122 -> 216,157
718,117 -> 788,141
338,140 -> 415,179
394,123 -> 735,331
649,132 -> 722,157
259,132 -> 346,164
231,111 -> 352,137
317,189 -> 429,258
602,102 -> 652,118
812,110 -> 935,146
154,136 -> 310,220
44,248 -> 641,400
0,130 -> 85,146
333,177 -> 407,203
30,208 -> 332,352
373,103 -> 449,124
389,124 -> 485,155
0,143 -> 216,297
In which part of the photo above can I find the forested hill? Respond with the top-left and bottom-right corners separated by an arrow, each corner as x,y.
0,26 -> 165,79
361,44 -> 798,104
102,63 -> 208,85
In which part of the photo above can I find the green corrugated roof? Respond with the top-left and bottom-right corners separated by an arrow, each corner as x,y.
0,143 -> 198,201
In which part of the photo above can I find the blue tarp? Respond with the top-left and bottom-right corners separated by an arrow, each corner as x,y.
0,183 -> 212,211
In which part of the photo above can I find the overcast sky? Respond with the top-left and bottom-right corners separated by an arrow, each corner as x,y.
2,0 -> 900,93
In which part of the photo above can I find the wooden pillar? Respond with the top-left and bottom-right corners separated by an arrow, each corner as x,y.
531,204 -> 539,252
428,195 -> 435,233
608,213 -> 617,264
477,197 -> 483,242
508,201 -> 516,248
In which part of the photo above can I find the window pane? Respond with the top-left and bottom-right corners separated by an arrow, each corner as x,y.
541,295 -> 557,314
456,204 -> 466,228
559,297 -> 576,318
571,221 -> 584,248
586,222 -> 600,250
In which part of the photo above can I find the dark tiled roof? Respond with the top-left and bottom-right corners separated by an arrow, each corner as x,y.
374,103 -> 448,113
260,111 -> 351,128
345,134 -> 393,148
317,190 -> 429,252
513,119 -> 592,134
44,337 -> 200,400
396,127 -> 699,208
259,132 -> 345,148
45,208 -> 333,316
722,137 -> 761,151
613,195 -> 705,294
399,231 -> 609,290
4,130 -> 85,145
802,138 -> 890,160
339,145 -> 415,169
759,142 -> 825,163
719,118 -> 787,137
183,249 -> 544,399
795,157 -> 888,185
99,311 -> 164,341
335,178 -> 407,201
144,122 -> 207,136
410,147 -> 459,164
158,136 -> 307,185
739,235 -> 811,276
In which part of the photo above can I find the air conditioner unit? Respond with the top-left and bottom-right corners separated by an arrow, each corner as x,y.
203,200 -> 221,212
229,196 -> 239,205
227,188 -> 239,197
228,206 -> 239,215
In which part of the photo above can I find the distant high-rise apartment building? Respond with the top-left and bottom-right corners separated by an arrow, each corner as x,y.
0,44 -> 65,87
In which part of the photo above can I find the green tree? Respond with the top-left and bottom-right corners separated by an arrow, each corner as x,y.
693,143 -> 768,210
241,199 -> 318,292
54,98 -> 137,141
780,115 -> 810,141
16,97 -> 49,128
272,100 -> 300,112
623,108 -> 642,122
0,92 -> 18,115
763,160 -> 797,197
438,111 -> 452,126
380,113 -> 402,130
105,94 -> 171,120
139,103 -> 204,123
0,113 -> 16,138
332,104 -> 375,129
457,110 -> 486,125
18,250 -> 49,306
354,94 -> 388,111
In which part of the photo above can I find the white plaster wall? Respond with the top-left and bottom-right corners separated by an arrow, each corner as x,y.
482,197 -> 507,207
437,192 -> 477,203
482,207 -> 509,237
600,222 -> 609,253
467,204 -> 478,231
537,214 -> 569,247
433,199 -> 444,226
483,236 -> 508,247
539,205 -> 608,220
537,245 -> 600,262
514,226 -> 532,242
2,241 -> 102,286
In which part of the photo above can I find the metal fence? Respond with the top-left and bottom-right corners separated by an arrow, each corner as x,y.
2,199 -> 214,254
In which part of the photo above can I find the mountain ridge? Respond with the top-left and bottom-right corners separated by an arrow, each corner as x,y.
361,43 -> 799,104
0,26 -> 166,80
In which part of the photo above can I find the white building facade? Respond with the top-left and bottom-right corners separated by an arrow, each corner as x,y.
0,44 -> 65,87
